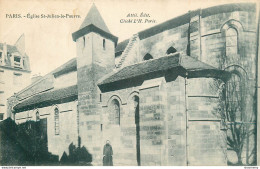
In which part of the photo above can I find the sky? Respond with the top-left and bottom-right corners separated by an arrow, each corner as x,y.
0,0 -> 257,76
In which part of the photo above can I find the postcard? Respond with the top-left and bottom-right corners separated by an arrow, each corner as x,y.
0,0 -> 258,167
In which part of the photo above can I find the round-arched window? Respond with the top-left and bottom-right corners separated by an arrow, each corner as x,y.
111,99 -> 120,125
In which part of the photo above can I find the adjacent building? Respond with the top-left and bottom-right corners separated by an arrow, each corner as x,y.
0,35 -> 31,120
8,3 -> 258,166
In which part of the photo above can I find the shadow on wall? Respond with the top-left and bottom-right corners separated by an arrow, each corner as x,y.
0,118 -> 92,166
0,118 -> 58,165
60,139 -> 92,166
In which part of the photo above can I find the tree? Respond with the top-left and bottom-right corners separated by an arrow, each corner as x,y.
218,73 -> 256,165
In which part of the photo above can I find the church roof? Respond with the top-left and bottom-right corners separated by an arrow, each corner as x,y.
138,3 -> 255,40
72,4 -> 117,43
13,85 -> 78,112
98,53 -> 228,86
79,4 -> 110,33
115,39 -> 130,57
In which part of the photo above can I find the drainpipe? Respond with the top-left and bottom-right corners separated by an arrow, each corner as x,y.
185,73 -> 189,166
256,1 -> 260,165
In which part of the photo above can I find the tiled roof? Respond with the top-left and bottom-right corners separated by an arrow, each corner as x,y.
180,55 -> 215,71
79,4 -> 110,33
53,58 -> 77,77
14,85 -> 78,112
115,39 -> 129,54
98,53 -> 221,85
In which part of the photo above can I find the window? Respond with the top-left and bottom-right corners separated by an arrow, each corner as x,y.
143,53 -> 153,61
226,28 -> 238,56
36,111 -> 40,121
14,56 -> 21,67
111,99 -> 120,125
103,39 -> 106,50
166,47 -> 177,55
0,113 -> 4,120
0,52 -> 2,65
54,107 -> 60,135
83,36 -> 85,47
226,73 -> 242,121
14,56 -> 21,62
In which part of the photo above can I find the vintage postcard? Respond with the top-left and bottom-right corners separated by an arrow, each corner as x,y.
0,0 -> 259,166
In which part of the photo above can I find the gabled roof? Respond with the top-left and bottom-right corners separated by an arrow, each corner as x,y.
79,4 -> 110,33
14,85 -> 78,112
98,53 -> 228,86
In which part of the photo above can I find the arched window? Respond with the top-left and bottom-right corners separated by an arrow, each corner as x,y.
54,107 -> 60,135
36,111 -> 40,121
226,73 -> 243,121
111,99 -> 120,125
166,47 -> 177,55
103,39 -> 106,50
226,28 -> 238,56
143,53 -> 153,61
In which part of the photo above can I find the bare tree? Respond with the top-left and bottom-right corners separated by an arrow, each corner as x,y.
217,73 -> 256,165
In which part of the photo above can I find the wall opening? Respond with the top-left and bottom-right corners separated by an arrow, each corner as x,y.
54,107 -> 60,135
111,99 -> 120,125
103,39 -> 106,50
133,96 -> 141,166
143,53 -> 153,61
166,47 -> 177,55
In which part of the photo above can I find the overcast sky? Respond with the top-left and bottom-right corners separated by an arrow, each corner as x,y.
0,0 -> 257,76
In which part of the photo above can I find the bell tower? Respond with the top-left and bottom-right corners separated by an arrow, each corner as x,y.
72,4 -> 118,71
72,4 -> 118,165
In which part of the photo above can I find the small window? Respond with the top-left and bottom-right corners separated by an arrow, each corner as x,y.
83,36 -> 85,47
103,39 -> 106,50
166,47 -> 177,55
36,111 -> 40,121
143,53 -> 153,61
54,107 -> 60,135
14,56 -> 21,68
0,113 -> 4,120
14,56 -> 21,62
111,99 -> 120,125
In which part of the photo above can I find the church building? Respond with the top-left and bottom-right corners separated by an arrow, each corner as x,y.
8,3 -> 258,166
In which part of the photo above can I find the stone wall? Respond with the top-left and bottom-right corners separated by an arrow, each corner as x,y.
14,101 -> 78,159
186,78 -> 227,165
166,76 -> 187,165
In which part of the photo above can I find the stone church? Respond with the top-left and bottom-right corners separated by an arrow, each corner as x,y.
8,3 -> 258,166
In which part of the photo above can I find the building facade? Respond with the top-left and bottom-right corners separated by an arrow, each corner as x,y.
8,3 -> 258,166
0,34 -> 31,120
